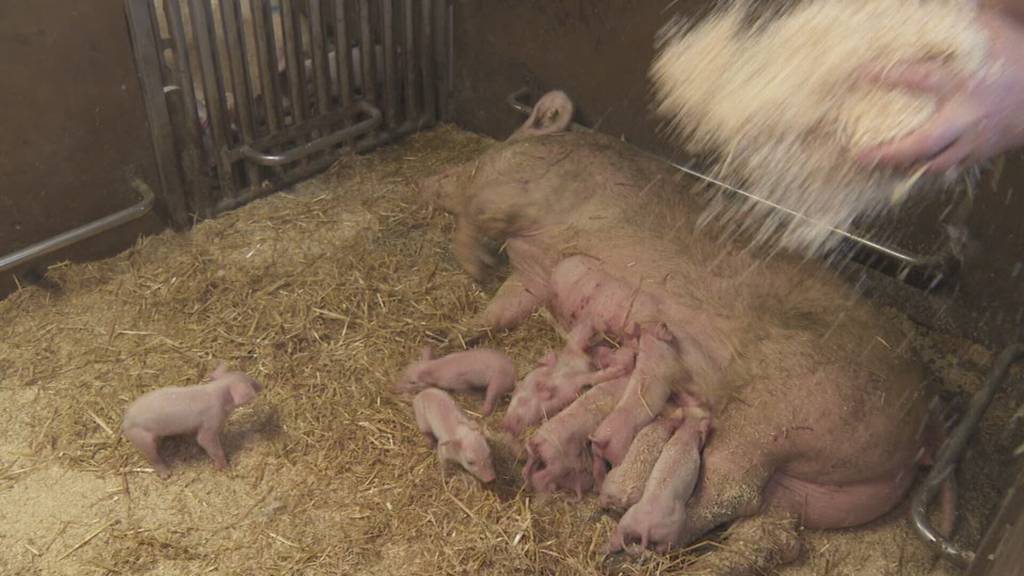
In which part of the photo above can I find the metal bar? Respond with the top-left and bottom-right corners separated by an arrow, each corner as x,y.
911,342 -> 1024,568
309,0 -> 331,117
357,0 -> 376,103
281,0 -> 307,125
166,0 -> 214,217
432,0 -> 447,122
419,0 -> 435,122
189,0 -> 237,199
220,0 -> 262,188
125,0 -> 189,228
251,0 -> 283,133
403,0 -> 417,126
447,0 -> 453,120
0,179 -> 155,273
216,114 -> 423,214
381,0 -> 397,128
968,473 -> 1024,575
238,101 -> 381,165
333,0 -> 353,108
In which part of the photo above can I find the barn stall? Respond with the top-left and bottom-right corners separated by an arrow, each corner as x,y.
1,1 -> 1023,575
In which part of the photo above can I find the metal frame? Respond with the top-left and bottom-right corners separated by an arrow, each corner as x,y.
126,0 -> 453,225
912,341 -> 1024,568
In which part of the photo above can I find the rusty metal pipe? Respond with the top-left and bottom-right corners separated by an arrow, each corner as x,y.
0,179 -> 155,274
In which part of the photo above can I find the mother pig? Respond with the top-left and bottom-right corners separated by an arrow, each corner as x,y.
420,91 -> 935,573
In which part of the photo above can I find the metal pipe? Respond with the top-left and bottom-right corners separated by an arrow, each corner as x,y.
419,0 -> 435,122
217,112 -> 430,214
238,100 -> 381,166
911,341 -> 1024,568
505,87 -> 949,270
0,179 -> 155,274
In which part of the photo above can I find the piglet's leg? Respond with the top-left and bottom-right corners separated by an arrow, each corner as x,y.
125,427 -> 170,479
196,425 -> 229,470
682,514 -> 801,575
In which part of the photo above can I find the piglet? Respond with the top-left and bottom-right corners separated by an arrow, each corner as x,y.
396,346 -> 516,416
599,415 -> 677,511
523,375 -> 629,498
608,408 -> 711,554
122,363 -> 262,479
590,323 -> 685,473
413,388 -> 496,483
503,330 -> 636,436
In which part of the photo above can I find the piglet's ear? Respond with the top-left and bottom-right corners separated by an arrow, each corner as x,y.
438,438 -> 461,457
207,361 -> 230,381
539,352 -> 557,367
538,386 -> 555,401
228,380 -> 258,407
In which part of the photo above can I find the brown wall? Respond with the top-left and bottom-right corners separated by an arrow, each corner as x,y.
0,1 -> 165,295
451,0 -> 1024,349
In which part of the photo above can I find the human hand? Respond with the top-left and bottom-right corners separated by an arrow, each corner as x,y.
857,12 -> 1024,173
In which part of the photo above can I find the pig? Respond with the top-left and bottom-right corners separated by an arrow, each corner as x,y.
608,409 -> 711,554
413,388 -> 496,483
503,340 -> 634,436
122,363 -> 262,479
599,415 -> 677,511
523,376 -> 630,498
590,322 -> 686,475
420,90 -> 936,570
395,346 -> 516,416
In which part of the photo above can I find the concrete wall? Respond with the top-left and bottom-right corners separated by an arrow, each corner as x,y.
0,1 -> 165,296
451,0 -> 1024,349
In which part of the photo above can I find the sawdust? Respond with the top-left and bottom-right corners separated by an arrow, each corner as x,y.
0,126 -> 1019,575
650,0 -> 989,256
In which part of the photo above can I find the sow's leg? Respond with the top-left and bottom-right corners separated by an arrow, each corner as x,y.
684,514 -> 801,576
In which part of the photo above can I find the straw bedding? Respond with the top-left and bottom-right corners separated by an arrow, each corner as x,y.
650,0 -> 988,257
0,126 -> 1019,575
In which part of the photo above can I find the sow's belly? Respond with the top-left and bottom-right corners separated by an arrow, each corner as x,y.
762,468 -> 918,529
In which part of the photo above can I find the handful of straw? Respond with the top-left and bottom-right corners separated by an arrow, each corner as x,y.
650,0 -> 989,256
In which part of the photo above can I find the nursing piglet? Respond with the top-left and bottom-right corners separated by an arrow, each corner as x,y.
122,363 -> 262,479
523,375 -> 629,498
396,347 -> 516,416
413,388 -> 496,483
608,409 -> 711,554
503,345 -> 632,436
598,415 -> 677,511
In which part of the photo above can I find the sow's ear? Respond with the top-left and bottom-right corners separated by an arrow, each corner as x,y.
508,90 -> 574,141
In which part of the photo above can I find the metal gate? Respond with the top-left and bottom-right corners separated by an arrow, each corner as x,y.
125,0 -> 452,227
